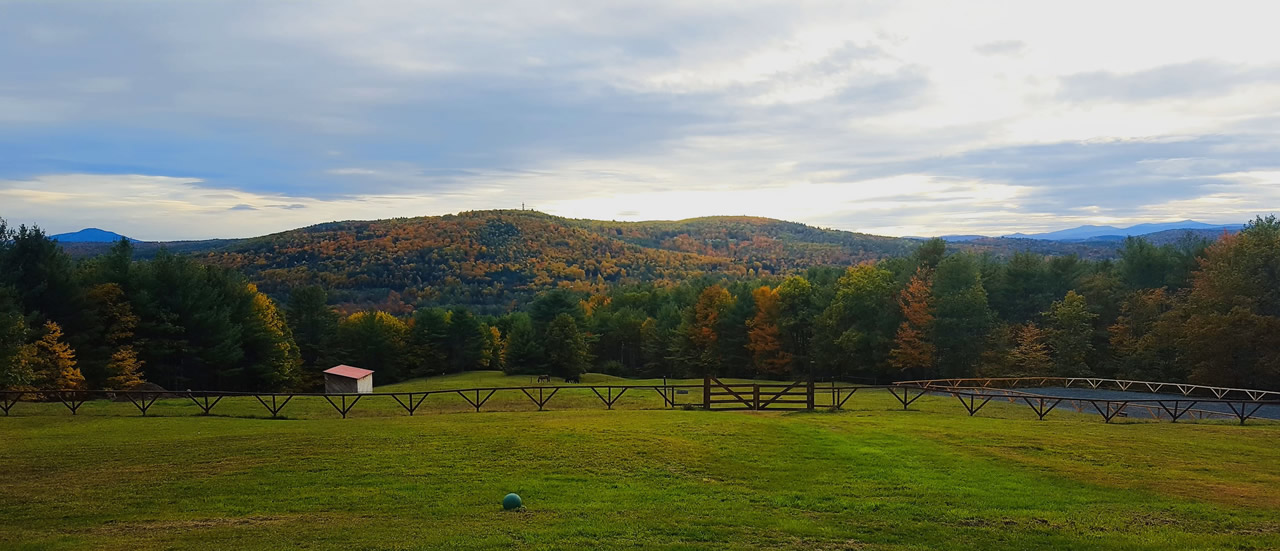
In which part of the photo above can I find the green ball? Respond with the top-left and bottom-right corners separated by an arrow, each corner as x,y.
503,493 -> 522,510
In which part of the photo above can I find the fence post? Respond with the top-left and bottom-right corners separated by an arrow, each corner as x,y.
753,384 -> 760,411
807,378 -> 815,410
703,376 -> 711,409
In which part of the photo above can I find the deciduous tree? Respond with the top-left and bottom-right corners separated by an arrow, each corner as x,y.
890,268 -> 935,375
746,285 -> 790,375
29,321 -> 85,391
1045,291 -> 1097,377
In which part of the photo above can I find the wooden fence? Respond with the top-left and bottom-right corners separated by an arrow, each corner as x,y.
1,377 -> 1276,424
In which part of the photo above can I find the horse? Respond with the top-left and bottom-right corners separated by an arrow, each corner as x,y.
536,374 -> 552,383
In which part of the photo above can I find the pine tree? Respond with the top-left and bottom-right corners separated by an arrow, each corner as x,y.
408,308 -> 449,376
445,308 -> 489,373
544,313 -> 589,381
932,254 -> 993,378
286,285 -> 339,381
0,311 -> 33,390
502,313 -> 543,374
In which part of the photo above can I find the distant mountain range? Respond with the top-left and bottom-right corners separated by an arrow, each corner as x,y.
922,220 -> 1242,242
50,228 -> 138,243
1003,220 -> 1242,241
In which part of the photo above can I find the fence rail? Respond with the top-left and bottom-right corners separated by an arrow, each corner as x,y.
1,377 -> 1276,425
894,378 -> 1280,425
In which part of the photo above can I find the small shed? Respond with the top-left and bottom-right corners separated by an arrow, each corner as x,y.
324,365 -> 374,394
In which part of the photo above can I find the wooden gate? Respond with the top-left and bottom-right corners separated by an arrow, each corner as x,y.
703,377 -> 815,411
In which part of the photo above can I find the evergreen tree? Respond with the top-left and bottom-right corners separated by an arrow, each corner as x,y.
932,254 -> 993,378
286,286 -> 339,382
408,308 -> 450,376
79,283 -> 141,388
529,289 -> 584,329
544,313 -> 589,381
0,225 -> 81,326
0,310 -> 33,390
502,313 -> 543,374
445,308 -> 488,373
912,238 -> 947,272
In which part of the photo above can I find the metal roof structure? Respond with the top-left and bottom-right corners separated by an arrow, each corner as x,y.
323,365 -> 374,380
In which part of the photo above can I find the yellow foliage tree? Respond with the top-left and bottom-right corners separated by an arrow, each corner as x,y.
29,321 -> 86,391
104,346 -> 146,390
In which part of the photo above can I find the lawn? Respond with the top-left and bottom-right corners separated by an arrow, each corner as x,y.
1,372 -> 1277,550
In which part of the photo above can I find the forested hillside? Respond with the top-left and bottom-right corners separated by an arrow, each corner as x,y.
202,210 -> 741,311
573,216 -> 916,270
61,210 -> 1152,313
3,214 -> 1276,394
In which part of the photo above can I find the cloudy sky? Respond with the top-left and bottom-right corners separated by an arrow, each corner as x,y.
2,0 -> 1279,240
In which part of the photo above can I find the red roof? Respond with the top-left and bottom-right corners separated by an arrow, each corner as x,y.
324,365 -> 374,379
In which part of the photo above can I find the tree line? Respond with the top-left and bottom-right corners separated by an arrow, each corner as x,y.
2,216 -> 1277,392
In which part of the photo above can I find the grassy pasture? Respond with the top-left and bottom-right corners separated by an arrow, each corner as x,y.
1,372 -> 1278,550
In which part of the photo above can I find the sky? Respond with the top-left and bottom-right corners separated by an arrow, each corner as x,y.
1,0 -> 1279,240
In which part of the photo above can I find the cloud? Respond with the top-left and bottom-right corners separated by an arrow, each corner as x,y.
0,174 -> 447,240
1058,60 -> 1280,102
974,41 -> 1025,56
1,1 -> 1279,238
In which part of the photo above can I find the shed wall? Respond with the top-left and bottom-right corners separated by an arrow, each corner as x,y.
325,374 -> 358,394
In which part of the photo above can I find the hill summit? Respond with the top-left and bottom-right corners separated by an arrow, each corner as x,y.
50,228 -> 138,243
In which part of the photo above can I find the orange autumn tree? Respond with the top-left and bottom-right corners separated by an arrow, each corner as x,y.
890,268 -> 935,375
689,284 -> 735,375
746,285 -> 791,375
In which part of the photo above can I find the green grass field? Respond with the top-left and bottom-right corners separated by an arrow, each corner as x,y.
2,372 -> 1278,550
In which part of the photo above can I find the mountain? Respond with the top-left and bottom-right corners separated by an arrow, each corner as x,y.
58,210 -> 1229,312
1006,220 -> 1241,241
571,216 -> 917,271
50,228 -> 138,243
